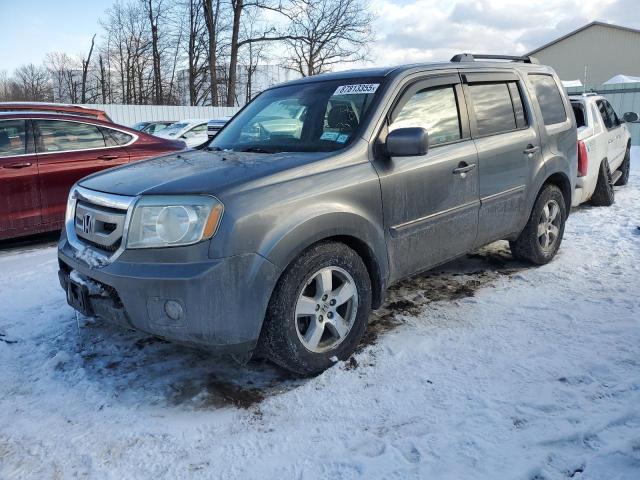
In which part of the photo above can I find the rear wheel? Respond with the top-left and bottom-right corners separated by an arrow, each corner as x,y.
614,146 -> 630,186
591,159 -> 615,206
260,241 -> 372,375
510,184 -> 566,265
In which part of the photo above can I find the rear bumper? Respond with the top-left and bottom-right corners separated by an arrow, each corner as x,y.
58,233 -> 278,355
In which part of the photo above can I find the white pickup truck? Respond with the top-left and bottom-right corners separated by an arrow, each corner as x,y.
570,94 -> 635,206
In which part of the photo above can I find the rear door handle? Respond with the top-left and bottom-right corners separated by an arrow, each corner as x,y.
608,139 -> 614,144
453,163 -> 477,175
2,162 -> 32,169
523,145 -> 540,155
98,154 -> 119,161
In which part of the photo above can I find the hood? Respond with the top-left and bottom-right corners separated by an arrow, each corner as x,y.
78,148 -> 332,196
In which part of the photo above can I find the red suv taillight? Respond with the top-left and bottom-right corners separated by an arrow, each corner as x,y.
577,140 -> 588,177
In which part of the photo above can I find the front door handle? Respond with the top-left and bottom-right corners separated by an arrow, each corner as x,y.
2,162 -> 32,169
453,162 -> 477,175
98,154 -> 119,161
523,145 -> 540,155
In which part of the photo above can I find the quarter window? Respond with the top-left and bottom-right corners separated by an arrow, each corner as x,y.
101,127 -> 133,146
528,74 -> 567,125
0,120 -> 27,157
36,120 -> 106,153
390,85 -> 461,146
468,82 -> 519,136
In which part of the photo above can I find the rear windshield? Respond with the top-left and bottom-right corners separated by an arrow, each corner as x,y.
209,78 -> 384,153
571,102 -> 586,128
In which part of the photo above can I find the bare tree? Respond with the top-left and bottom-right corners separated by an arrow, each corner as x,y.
283,0 -> 373,76
81,34 -> 97,103
45,52 -> 80,103
12,64 -> 53,101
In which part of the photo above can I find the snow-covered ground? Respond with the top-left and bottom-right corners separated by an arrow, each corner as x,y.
1,152 -> 639,480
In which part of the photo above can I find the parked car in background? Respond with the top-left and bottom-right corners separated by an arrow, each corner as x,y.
0,108 -> 185,241
570,93 -> 634,206
207,118 -> 230,139
0,102 -> 112,122
58,54 -> 576,375
132,121 -> 175,135
155,119 -> 209,148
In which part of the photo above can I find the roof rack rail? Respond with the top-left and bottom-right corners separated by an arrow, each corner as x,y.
450,53 -> 539,64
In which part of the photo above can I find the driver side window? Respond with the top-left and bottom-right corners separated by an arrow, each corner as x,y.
390,85 -> 462,146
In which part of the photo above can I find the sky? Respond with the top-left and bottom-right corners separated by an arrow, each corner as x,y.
1,0 -> 640,73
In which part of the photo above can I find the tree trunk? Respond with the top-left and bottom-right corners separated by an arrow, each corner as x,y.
81,34 -> 96,103
147,0 -> 163,104
226,0 -> 243,107
203,0 -> 220,106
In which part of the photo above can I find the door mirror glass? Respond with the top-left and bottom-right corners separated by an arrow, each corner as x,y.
385,127 -> 429,157
623,111 -> 639,123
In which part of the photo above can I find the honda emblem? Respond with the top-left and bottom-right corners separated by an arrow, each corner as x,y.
83,213 -> 93,234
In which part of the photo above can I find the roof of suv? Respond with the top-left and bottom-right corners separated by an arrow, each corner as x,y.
0,102 -> 111,121
277,57 -> 553,88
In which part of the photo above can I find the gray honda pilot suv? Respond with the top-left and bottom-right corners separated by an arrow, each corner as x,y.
58,54 -> 577,374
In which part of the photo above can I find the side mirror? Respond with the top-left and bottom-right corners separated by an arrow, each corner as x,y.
385,127 -> 429,157
623,112 -> 639,123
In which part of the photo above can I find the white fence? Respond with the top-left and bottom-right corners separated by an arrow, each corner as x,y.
79,104 -> 241,127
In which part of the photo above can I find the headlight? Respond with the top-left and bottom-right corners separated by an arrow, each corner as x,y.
126,196 -> 223,249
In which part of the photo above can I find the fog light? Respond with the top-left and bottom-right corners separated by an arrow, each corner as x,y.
164,300 -> 184,321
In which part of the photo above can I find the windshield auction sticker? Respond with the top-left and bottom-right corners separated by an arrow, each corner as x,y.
333,84 -> 379,95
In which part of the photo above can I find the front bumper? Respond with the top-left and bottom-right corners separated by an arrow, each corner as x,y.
58,232 -> 278,355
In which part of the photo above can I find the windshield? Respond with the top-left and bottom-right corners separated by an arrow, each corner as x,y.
162,122 -> 189,137
132,122 -> 147,131
209,78 -> 383,153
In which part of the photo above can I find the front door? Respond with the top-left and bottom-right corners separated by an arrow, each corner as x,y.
463,72 -> 541,245
0,119 -> 41,237
375,74 -> 480,282
34,119 -> 130,227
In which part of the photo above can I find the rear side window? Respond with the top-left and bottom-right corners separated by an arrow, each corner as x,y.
604,100 -> 621,127
468,82 -> 521,136
571,102 -> 586,128
36,120 -> 106,152
390,85 -> 462,146
101,127 -> 134,146
0,120 -> 27,157
529,74 -> 567,125
596,100 -> 613,129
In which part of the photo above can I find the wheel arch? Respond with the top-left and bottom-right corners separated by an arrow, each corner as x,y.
260,212 -> 389,310
542,171 -> 572,218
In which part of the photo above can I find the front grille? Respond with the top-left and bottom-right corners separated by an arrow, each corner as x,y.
74,200 -> 127,254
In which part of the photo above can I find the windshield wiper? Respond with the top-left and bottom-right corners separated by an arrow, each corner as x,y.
241,146 -> 274,154
208,146 -> 223,151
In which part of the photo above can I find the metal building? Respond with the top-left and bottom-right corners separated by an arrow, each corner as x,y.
528,21 -> 640,88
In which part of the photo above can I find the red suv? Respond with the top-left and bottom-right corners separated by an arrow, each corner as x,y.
0,107 -> 185,241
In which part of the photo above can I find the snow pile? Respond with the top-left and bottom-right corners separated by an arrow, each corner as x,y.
0,152 -> 639,479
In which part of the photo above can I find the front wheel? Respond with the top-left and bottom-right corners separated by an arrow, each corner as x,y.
260,241 -> 372,375
510,184 -> 566,265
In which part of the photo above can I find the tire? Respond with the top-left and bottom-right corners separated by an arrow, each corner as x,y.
509,184 -> 566,265
260,241 -> 372,375
614,146 -> 630,186
591,159 -> 615,206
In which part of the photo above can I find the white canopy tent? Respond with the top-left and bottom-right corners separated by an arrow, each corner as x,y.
603,74 -> 640,85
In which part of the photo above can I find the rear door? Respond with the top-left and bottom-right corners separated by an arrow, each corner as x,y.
0,119 -> 41,237
596,99 -> 620,166
463,72 -> 541,245
375,74 -> 480,281
34,119 -> 130,227
603,99 -> 625,167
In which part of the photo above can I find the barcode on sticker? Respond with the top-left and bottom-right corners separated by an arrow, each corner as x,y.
333,84 -> 379,96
